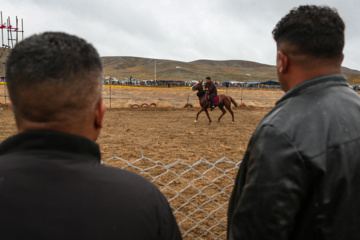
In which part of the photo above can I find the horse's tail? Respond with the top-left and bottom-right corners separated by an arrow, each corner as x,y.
230,97 -> 238,107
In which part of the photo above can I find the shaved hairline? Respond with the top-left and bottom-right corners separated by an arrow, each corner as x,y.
10,70 -> 103,124
277,42 -> 343,69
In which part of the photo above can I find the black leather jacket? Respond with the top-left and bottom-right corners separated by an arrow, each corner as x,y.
228,74 -> 360,240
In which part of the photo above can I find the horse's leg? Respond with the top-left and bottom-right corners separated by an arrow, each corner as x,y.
195,107 -> 205,122
224,101 -> 235,123
204,108 -> 212,124
218,105 -> 226,123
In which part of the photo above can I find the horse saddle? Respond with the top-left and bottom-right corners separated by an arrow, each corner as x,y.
205,93 -> 221,104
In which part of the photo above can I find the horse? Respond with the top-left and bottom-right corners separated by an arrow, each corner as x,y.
192,80 -> 238,124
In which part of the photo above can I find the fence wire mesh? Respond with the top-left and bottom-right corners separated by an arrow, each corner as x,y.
102,148 -> 242,240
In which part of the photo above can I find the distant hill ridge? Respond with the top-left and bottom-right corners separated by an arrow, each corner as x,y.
102,56 -> 360,84
1,50 -> 359,84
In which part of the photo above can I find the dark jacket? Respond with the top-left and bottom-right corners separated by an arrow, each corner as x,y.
205,81 -> 217,94
228,74 -> 360,240
0,130 -> 182,240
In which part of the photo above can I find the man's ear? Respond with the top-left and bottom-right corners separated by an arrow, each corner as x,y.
277,51 -> 289,73
95,100 -> 105,130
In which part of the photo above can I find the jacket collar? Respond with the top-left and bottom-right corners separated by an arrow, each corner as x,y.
277,74 -> 349,105
0,130 -> 101,162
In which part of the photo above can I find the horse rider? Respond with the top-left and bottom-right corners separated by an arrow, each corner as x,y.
205,76 -> 217,111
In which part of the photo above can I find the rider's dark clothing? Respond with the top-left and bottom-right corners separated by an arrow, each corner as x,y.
208,92 -> 217,107
205,81 -> 217,107
205,81 -> 217,94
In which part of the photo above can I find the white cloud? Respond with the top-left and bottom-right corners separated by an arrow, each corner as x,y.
1,0 -> 359,70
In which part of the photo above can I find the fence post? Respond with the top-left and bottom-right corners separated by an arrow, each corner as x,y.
187,88 -> 189,104
109,84 -> 112,109
241,85 -> 243,104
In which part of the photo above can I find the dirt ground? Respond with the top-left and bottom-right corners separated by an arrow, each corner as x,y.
101,85 -> 284,109
1,84 -> 360,238
0,83 -> 279,162
0,86 -> 276,239
0,104 -> 271,239
0,105 -> 271,163
99,106 -> 272,164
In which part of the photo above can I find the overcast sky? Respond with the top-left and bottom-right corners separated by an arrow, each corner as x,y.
2,0 -> 359,70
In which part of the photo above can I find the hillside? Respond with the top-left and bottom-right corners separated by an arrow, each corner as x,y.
1,51 -> 360,84
102,56 -> 360,84
101,56 -> 278,82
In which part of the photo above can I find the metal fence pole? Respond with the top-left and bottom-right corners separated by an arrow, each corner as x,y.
187,88 -> 189,104
240,85 -> 244,104
109,84 -> 112,109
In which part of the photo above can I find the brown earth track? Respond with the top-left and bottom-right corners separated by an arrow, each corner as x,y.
0,93 -> 273,239
1,84 -> 360,238
0,105 -> 271,164
0,85 -> 280,162
98,107 -> 271,164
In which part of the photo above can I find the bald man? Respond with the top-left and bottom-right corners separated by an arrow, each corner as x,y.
0,32 -> 182,240
228,5 -> 360,240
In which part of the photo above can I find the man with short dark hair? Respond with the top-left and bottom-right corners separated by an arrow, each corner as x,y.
0,32 -> 182,240
228,5 -> 360,240
205,76 -> 217,110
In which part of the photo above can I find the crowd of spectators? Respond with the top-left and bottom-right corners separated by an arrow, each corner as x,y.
102,78 -> 283,89
103,79 -> 193,87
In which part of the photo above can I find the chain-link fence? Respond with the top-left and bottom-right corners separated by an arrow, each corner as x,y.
102,148 -> 242,240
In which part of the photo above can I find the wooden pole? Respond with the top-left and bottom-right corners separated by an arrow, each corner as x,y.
16,17 -> 18,45
187,88 -> 190,104
1,11 -> 3,47
6,18 -> 10,47
8,17 -> 13,48
1,11 -> 3,79
109,85 -> 112,109
241,85 -> 244,104
21,18 -> 24,40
